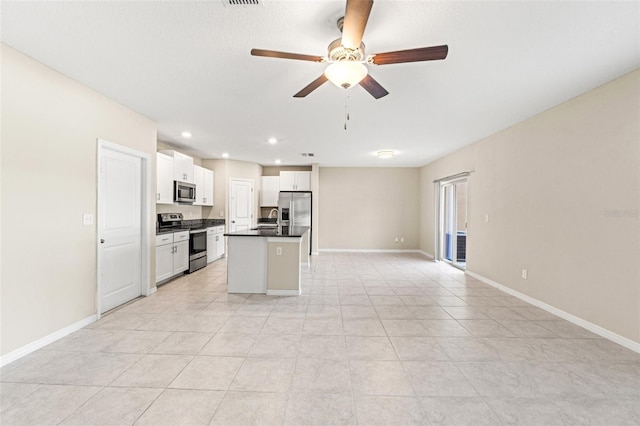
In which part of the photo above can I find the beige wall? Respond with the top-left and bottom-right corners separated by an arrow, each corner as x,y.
262,165 -> 312,176
202,159 -> 262,226
1,44 -> 157,356
420,69 -> 640,343
319,167 -> 420,250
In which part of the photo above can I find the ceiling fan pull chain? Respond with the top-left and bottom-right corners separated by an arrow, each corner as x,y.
344,92 -> 351,130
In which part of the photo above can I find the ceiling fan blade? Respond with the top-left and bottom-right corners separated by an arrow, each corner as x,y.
341,0 -> 373,50
371,45 -> 449,65
251,48 -> 324,62
293,74 -> 329,98
359,74 -> 389,99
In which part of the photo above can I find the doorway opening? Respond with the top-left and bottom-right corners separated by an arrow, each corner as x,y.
435,175 -> 468,270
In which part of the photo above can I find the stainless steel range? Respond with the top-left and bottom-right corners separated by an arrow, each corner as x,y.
157,213 -> 207,274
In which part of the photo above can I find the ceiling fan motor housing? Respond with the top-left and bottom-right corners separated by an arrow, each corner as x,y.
328,38 -> 366,62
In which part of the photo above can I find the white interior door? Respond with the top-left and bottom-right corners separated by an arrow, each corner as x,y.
229,179 -> 253,232
98,145 -> 143,312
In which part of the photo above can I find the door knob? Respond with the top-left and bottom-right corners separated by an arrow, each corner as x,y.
232,220 -> 235,223
100,239 -> 105,244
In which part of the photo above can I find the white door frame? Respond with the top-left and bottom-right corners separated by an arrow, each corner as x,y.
228,178 -> 254,231
96,138 -> 152,318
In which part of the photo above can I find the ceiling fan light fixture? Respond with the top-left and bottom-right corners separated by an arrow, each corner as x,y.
324,61 -> 367,89
377,150 -> 395,159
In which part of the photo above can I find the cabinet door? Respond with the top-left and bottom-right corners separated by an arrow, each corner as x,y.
173,152 -> 195,183
203,169 -> 214,206
182,155 -> 194,183
173,240 -> 189,274
295,171 -> 311,191
156,153 -> 174,204
193,165 -> 204,206
216,232 -> 225,257
155,243 -> 174,283
207,233 -> 217,263
279,171 -> 295,191
260,176 -> 280,206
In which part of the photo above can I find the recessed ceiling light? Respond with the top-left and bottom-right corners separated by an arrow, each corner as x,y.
377,150 -> 395,159
268,137 -> 277,144
222,153 -> 229,158
275,159 -> 281,164
181,131 -> 192,138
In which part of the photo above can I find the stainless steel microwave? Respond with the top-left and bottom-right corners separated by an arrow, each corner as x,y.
174,181 -> 196,204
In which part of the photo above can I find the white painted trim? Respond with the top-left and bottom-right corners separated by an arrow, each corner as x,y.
267,289 -> 302,296
0,315 -> 97,367
96,139 -> 152,318
318,249 -> 423,253
146,286 -> 157,296
466,270 -> 640,354
417,250 -> 435,259
311,251 -> 319,256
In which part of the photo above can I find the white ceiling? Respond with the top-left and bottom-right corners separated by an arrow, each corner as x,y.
2,1 -> 638,167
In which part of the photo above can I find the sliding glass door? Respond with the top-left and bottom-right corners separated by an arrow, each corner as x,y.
438,178 -> 467,269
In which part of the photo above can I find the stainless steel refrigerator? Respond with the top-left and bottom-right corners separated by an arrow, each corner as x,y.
278,191 -> 312,254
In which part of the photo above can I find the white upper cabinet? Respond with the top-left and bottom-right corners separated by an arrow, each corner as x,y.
156,152 -> 174,204
260,176 -> 280,206
279,171 -> 311,191
194,165 -> 214,206
161,150 -> 194,183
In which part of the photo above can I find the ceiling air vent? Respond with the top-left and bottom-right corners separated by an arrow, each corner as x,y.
301,153 -> 315,157
222,0 -> 264,6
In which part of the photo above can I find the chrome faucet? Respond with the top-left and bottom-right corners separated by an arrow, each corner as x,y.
268,208 -> 278,219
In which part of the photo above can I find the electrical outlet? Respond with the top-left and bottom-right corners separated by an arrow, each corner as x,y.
400,237 -> 404,243
485,214 -> 490,223
82,213 -> 94,226
276,247 -> 282,256
395,237 -> 399,243
521,269 -> 528,279
219,210 -> 224,217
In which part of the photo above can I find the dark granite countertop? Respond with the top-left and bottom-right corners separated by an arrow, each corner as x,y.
225,226 -> 310,238
156,219 -> 225,235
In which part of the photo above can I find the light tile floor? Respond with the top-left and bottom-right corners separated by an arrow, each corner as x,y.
1,253 -> 639,425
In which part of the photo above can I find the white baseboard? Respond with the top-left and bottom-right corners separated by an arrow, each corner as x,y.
266,289 -> 302,296
318,249 -> 423,253
416,250 -> 434,259
466,270 -> 640,354
146,286 -> 157,296
0,314 -> 98,368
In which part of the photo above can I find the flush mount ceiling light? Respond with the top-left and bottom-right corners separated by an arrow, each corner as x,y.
268,137 -> 278,144
181,131 -> 192,138
377,150 -> 395,159
222,153 -> 229,158
324,60 -> 368,89
275,159 -> 281,164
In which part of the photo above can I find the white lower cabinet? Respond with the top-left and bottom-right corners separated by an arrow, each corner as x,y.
155,231 -> 189,283
207,225 -> 225,263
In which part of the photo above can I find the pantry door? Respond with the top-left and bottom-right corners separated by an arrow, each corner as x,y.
229,179 -> 254,232
97,139 -> 151,314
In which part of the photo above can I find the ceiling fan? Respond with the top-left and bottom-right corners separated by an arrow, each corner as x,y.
250,0 -> 448,99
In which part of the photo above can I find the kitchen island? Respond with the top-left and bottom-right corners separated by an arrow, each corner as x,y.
224,226 -> 310,295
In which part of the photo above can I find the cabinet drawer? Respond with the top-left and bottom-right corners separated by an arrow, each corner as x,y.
207,227 -> 217,236
155,233 -> 174,246
174,231 -> 190,242
214,226 -> 224,234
